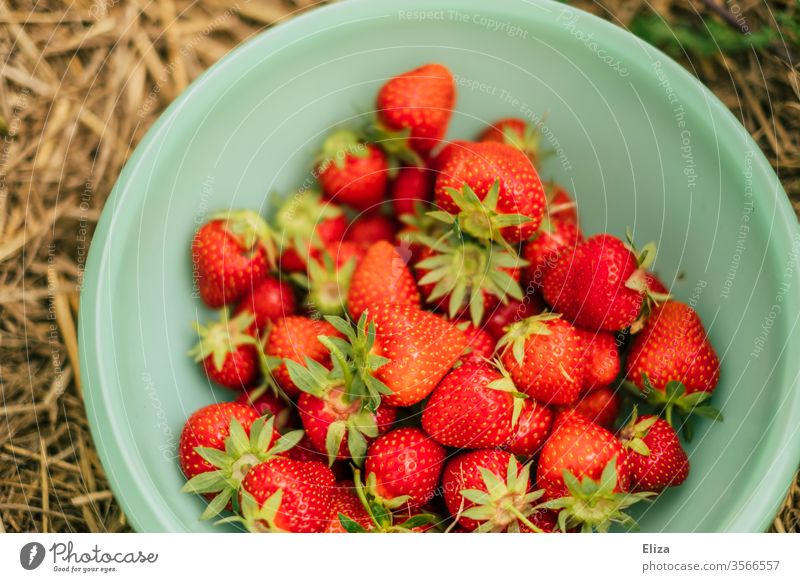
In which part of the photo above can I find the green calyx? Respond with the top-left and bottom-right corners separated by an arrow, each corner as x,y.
501,122 -> 554,166
188,309 -> 258,372
624,374 -> 722,441
317,128 -> 370,171
459,458 -> 545,533
323,409 -> 379,467
366,118 -> 424,168
623,229 -> 671,333
538,457 -> 655,533
415,231 -> 527,325
273,190 -> 342,255
618,406 -> 659,456
486,358 -> 528,429
495,311 -> 562,365
210,209 -> 277,268
216,489 -> 286,533
181,415 -> 304,521
435,181 -> 532,251
291,251 -> 357,317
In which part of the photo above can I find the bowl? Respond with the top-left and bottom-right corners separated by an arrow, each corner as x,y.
79,0 -> 800,532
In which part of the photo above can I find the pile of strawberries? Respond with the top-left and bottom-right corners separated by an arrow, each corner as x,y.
179,64 -> 722,533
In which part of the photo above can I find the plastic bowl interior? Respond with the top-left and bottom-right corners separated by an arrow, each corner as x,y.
79,0 -> 800,532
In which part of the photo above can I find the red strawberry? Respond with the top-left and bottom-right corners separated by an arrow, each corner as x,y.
523,219 -> 583,288
346,214 -> 397,246
367,302 -> 468,406
414,235 -> 525,325
236,388 -> 292,432
318,130 -> 388,211
236,458 -> 335,532
441,449 -> 544,532
422,361 -> 525,449
619,411 -> 690,493
274,190 -> 347,272
504,398 -> 554,457
391,165 -> 433,216
234,275 -> 296,336
478,117 -> 545,167
543,234 -> 658,331
483,294 -> 546,340
645,272 -> 670,295
456,320 -> 496,363
544,181 -> 579,224
537,409 -> 630,500
575,329 -> 621,393
430,139 -> 471,171
192,210 -> 275,308
434,141 -> 546,242
567,387 -> 622,430
364,427 -> 445,509
347,241 -> 421,320
263,316 -> 342,397
376,63 -> 455,157
497,314 -> 585,406
327,240 -> 367,269
625,301 -> 721,426
325,483 -> 373,533
285,434 -> 328,464
189,310 -> 260,390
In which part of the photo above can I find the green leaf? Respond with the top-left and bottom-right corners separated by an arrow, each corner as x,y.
181,470 -> 226,494
347,426 -> 368,467
325,421 -> 347,466
338,513 -> 366,533
194,446 -> 230,469
270,429 -> 304,456
200,489 -> 233,521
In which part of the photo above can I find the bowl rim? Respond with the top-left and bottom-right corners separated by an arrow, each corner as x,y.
79,0 -> 800,532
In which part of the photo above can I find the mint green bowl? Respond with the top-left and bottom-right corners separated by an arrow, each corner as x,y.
79,0 -> 800,532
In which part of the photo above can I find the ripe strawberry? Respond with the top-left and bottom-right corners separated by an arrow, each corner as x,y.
625,301 -> 721,427
483,294 -> 546,340
192,210 -> 275,308
188,310 -> 260,390
364,427 -> 445,509
367,302 -> 468,406
391,165 -> 433,216
263,316 -> 343,397
327,240 -> 367,269
478,117 -> 545,167
619,410 -> 690,493
645,272 -> 670,295
523,219 -> 583,288
284,434 -> 328,464
542,233 -> 653,331
455,320 -> 496,363
325,483 -> 373,533
422,361 -> 525,449
537,410 -> 630,500
234,275 -> 296,336
414,233 -> 525,325
567,387 -> 622,430
317,130 -> 388,211
430,139 -> 471,171
346,214 -> 397,246
273,190 -> 347,272
544,181 -> 578,224
575,329 -> 621,393
504,398 -> 554,457
347,240 -> 421,320
497,313 -> 585,406
441,450 -> 544,532
236,388 -> 292,432
234,458 -> 335,532
434,141 -> 546,242
375,63 -> 455,157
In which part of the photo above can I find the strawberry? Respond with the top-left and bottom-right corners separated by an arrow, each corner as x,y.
575,329 -> 621,393
478,117 -> 545,167
523,218 -> 583,288
455,320 -> 496,363
236,387 -> 292,432
285,434 -> 328,464
646,272 -> 669,295
422,361 -> 525,449
180,408 -> 302,520
327,240 -> 367,269
234,275 -> 296,336
367,302 -> 468,406
542,233 -> 658,331
430,139 -> 471,171
391,165 -> 433,216
483,294 -> 546,340
414,232 -> 526,325
325,483 -> 373,533
347,240 -> 421,320
441,450 -> 544,532
434,141 -> 546,242
504,398 -> 554,457
273,190 -> 347,272
192,210 -> 276,308
544,181 -> 578,224
232,458 -> 335,532
263,316 -> 343,397
364,427 -> 445,509
625,301 -> 721,429
619,410 -> 690,493
375,63 -> 455,158
317,130 -> 388,211
188,310 -> 260,390
566,387 -> 622,431
345,214 -> 397,246
497,313 -> 585,406
292,250 -> 358,317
